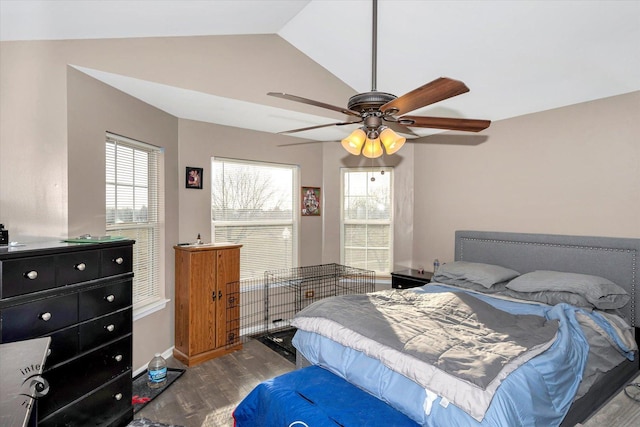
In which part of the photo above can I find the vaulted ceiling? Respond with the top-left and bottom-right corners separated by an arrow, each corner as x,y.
2,0 -> 639,141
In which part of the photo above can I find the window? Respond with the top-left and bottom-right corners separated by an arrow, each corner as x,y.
106,133 -> 164,311
341,168 -> 393,274
212,158 -> 298,281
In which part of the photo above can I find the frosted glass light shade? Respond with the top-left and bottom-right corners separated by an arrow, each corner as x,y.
380,127 -> 406,155
341,129 -> 367,155
362,138 -> 383,158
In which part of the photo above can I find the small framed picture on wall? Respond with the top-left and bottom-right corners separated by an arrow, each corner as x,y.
186,167 -> 203,189
301,186 -> 321,216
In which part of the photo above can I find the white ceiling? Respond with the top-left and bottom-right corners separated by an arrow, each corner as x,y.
2,0 -> 639,141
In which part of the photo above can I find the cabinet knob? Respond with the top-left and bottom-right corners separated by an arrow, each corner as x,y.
74,262 -> 86,271
47,349 -> 52,357
114,354 -> 123,362
113,257 -> 124,265
25,270 -> 38,280
114,393 -> 123,401
105,294 -> 115,303
105,324 -> 115,332
39,312 -> 52,321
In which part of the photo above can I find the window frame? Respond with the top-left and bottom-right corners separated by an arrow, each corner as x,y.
105,132 -> 167,318
211,157 -> 300,282
340,167 -> 394,275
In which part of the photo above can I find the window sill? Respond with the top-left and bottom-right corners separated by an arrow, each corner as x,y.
133,298 -> 171,321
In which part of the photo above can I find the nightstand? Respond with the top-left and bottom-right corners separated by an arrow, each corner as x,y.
390,268 -> 433,289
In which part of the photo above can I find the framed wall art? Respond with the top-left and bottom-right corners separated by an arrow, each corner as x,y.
186,167 -> 203,189
301,186 -> 321,216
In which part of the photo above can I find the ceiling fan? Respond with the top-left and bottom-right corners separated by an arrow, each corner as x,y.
267,0 -> 491,158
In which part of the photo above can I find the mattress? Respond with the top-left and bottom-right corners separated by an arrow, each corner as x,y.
292,284 -> 636,426
233,365 -> 420,427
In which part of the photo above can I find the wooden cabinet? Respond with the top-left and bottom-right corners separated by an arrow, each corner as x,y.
0,240 -> 134,427
173,243 -> 242,367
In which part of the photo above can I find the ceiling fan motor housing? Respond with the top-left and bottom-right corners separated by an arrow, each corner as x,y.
348,91 -> 396,113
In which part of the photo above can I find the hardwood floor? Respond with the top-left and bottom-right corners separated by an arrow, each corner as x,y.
135,337 -> 295,427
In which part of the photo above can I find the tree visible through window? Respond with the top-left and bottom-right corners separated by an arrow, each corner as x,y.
212,158 -> 298,281
341,168 -> 393,274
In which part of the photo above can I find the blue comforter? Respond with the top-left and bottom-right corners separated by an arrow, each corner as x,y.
292,285 -> 635,426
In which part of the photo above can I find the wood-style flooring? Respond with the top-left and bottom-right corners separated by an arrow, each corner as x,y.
135,338 -> 295,427
135,337 -> 640,427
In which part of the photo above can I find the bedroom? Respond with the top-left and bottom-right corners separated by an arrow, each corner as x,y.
0,1 -> 639,425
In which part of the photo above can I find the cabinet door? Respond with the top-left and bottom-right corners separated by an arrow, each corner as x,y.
215,248 -> 240,348
189,250 -> 216,356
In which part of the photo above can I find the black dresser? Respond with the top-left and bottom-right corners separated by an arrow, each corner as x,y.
0,240 -> 135,427
390,268 -> 433,289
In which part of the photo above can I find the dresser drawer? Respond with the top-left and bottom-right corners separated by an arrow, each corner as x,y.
79,309 -> 132,351
39,371 -> 133,427
101,246 -> 133,278
0,255 -> 57,298
56,250 -> 101,286
44,325 -> 79,368
1,293 -> 77,341
78,279 -> 132,321
39,335 -> 132,418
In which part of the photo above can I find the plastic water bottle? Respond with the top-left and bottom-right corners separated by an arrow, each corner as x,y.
147,353 -> 167,389
433,259 -> 440,273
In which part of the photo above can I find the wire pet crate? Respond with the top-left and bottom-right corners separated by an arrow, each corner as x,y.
239,263 -> 375,356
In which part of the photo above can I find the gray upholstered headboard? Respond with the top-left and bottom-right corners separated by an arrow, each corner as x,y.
454,230 -> 640,327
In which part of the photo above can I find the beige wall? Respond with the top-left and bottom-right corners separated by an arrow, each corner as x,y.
413,91 -> 640,268
321,141 -> 415,269
176,119 -> 324,267
67,67 -> 179,371
0,34 -> 354,371
1,34 -> 638,371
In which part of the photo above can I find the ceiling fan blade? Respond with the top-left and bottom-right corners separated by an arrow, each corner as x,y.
278,140 -> 331,147
278,120 -> 362,134
381,119 -> 418,136
268,92 -> 361,118
400,115 -> 491,132
380,77 -> 470,116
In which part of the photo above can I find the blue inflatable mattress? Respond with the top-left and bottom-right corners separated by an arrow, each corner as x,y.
233,365 -> 419,426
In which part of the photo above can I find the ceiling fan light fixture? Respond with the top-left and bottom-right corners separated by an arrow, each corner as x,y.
341,128 -> 367,155
362,138 -> 383,158
379,127 -> 406,155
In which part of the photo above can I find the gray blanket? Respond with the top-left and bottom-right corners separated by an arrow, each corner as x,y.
292,290 -> 559,420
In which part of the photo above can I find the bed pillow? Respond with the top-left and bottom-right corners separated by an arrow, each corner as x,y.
444,280 -> 510,294
433,261 -> 520,289
501,289 -> 594,309
505,270 -> 630,310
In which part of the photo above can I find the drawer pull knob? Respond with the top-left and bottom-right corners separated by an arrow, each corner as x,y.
114,354 -> 123,362
47,349 -> 52,357
105,294 -> 115,303
40,312 -> 52,321
25,270 -> 38,280
75,262 -> 86,271
114,393 -> 123,401
105,324 -> 115,332
114,257 -> 124,265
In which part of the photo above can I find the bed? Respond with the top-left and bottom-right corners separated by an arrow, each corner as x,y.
236,230 -> 640,426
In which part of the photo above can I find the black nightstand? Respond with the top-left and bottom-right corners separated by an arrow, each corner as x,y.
391,268 -> 433,289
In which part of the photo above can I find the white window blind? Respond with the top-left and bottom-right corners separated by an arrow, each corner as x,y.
106,133 -> 163,307
341,168 -> 393,274
212,158 -> 299,281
